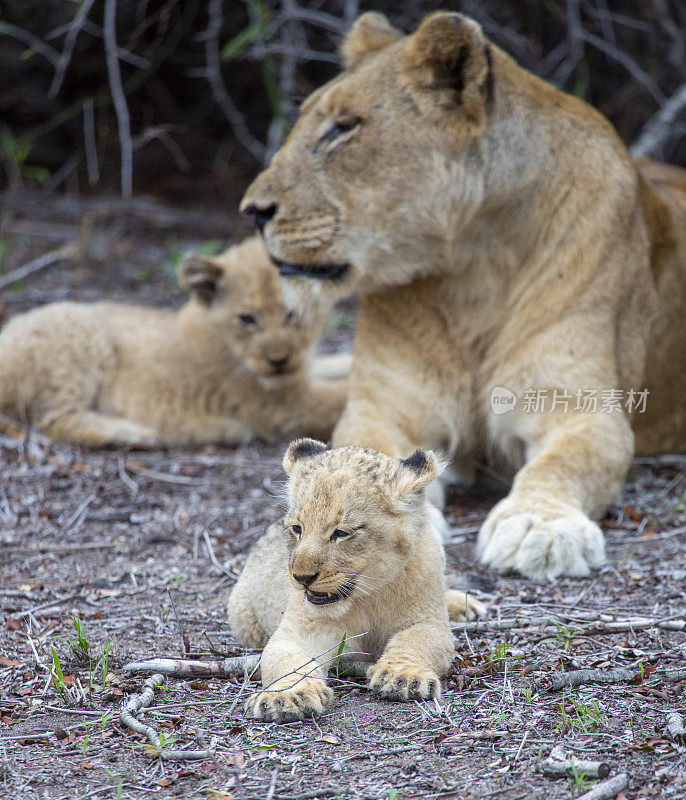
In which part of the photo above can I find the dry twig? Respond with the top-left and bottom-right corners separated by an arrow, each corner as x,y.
0,243 -> 77,292
576,773 -> 628,800
545,665 -> 686,692
119,673 -> 213,760
666,712 -> 686,744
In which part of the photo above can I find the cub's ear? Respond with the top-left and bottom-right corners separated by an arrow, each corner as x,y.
178,254 -> 223,305
394,449 -> 441,496
402,12 -> 492,125
283,438 -> 329,475
341,12 -> 403,69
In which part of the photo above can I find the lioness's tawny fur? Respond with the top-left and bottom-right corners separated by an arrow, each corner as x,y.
229,439 -> 483,722
241,12 -> 686,580
0,237 -> 348,447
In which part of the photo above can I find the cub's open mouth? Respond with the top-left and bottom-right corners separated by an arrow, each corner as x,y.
272,257 -> 349,281
305,579 -> 355,606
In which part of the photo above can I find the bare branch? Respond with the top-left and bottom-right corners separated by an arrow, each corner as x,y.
631,82 -> 686,157
0,243 -> 77,292
103,0 -> 133,199
48,0 -> 97,98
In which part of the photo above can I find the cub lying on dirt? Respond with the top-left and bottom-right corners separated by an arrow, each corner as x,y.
0,237 -> 348,447
228,439 -> 484,722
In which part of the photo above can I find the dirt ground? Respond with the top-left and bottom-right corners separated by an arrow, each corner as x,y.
1,194 -> 685,800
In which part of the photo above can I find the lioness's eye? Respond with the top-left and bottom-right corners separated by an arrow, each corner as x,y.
322,117 -> 360,144
239,313 -> 257,326
330,529 -> 351,541
291,524 -> 302,536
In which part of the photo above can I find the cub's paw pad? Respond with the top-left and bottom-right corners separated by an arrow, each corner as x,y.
245,679 -> 333,723
446,590 -> 486,622
367,662 -> 441,701
477,496 -> 606,581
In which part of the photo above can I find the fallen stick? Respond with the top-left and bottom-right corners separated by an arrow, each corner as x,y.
119,673 -> 212,760
576,773 -> 628,800
666,713 -> 686,744
539,756 -> 610,779
545,665 -> 686,692
122,654 -> 371,679
0,243 -> 77,292
452,615 -> 685,635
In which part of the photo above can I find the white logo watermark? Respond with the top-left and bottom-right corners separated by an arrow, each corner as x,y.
490,386 -> 518,415
490,387 -> 649,414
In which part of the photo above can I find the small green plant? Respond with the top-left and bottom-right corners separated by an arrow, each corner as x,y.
387,789 -> 400,800
544,622 -> 586,651
138,730 -> 177,756
331,632 -> 347,680
557,698 -> 606,732
49,614 -> 114,695
568,762 -> 597,795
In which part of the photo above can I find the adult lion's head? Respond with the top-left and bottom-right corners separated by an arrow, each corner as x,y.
240,12 -> 496,309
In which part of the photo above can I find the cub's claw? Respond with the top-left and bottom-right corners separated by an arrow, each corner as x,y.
367,661 -> 441,701
446,590 -> 486,622
245,678 -> 333,722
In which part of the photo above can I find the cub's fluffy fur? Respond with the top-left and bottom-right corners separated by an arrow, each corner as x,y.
228,439 -> 484,722
0,237 -> 348,447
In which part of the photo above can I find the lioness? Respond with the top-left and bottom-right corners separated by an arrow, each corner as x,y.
229,439 -> 480,722
240,12 -> 686,580
0,236 -> 348,447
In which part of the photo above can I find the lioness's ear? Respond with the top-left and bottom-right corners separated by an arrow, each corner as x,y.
403,12 -> 493,125
394,449 -> 441,495
341,12 -> 403,69
178,254 -> 223,305
283,438 -> 329,475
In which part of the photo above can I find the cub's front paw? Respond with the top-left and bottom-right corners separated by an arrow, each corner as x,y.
245,677 -> 333,723
367,660 -> 441,701
477,494 -> 606,580
445,590 -> 486,622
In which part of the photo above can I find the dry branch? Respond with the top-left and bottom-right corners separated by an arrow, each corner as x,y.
577,773 -> 628,800
539,745 -> 611,779
545,665 -> 686,692
452,615 -> 685,635
666,713 -> 686,744
122,654 -> 371,679
104,0 -> 133,199
119,673 -> 213,760
0,243 -> 77,292
631,81 -> 686,157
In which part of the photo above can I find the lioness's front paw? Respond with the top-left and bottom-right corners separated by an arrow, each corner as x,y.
367,661 -> 441,701
445,590 -> 486,622
477,495 -> 606,580
245,678 -> 333,723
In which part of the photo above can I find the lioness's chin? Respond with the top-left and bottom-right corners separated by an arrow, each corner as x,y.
273,257 -> 350,282
281,273 -> 355,317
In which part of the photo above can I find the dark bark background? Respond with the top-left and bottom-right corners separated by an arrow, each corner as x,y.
1,0 -> 685,206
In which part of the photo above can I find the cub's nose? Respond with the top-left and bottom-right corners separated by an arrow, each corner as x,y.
242,202 -> 277,233
268,356 -> 289,372
293,572 -> 319,588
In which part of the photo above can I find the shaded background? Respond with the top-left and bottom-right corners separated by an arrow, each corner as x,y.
1,0 -> 685,210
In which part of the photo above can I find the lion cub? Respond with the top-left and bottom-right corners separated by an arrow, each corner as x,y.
228,439 -> 484,722
0,237 -> 349,447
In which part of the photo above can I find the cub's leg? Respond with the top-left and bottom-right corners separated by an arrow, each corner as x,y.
245,618 -> 337,723
367,622 -> 454,702
479,411 -> 632,580
227,524 -> 292,649
44,409 -> 160,448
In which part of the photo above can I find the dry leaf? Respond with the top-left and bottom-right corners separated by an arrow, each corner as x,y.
315,734 -> 341,745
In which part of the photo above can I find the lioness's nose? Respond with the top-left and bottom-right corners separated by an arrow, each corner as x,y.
242,201 -> 277,233
293,572 -> 319,588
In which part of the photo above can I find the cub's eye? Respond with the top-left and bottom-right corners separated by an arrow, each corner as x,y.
330,529 -> 351,541
285,310 -> 297,322
239,313 -> 257,326
321,117 -> 361,144
291,524 -> 302,537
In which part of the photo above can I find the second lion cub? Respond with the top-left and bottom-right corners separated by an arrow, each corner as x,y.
228,439 -> 484,722
0,237 -> 348,447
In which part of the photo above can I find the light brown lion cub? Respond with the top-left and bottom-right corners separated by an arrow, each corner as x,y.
0,237 -> 348,447
228,439 -> 484,722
